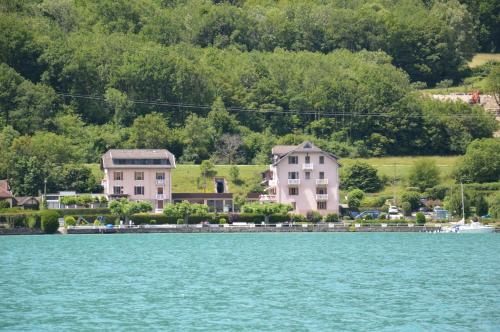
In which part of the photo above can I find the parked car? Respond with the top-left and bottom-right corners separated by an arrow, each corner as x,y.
355,210 -> 380,220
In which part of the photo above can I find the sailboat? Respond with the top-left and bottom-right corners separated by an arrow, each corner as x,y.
451,182 -> 494,233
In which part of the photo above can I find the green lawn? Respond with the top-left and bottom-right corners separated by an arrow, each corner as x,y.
89,156 -> 459,195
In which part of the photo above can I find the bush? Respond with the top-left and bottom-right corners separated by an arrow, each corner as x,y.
219,218 -> 226,225
54,208 -> 111,216
401,202 -> 412,217
268,214 -> 290,224
323,213 -> 339,223
93,220 -> 101,226
290,214 -> 307,223
408,159 -> 440,192
27,215 -> 39,229
401,191 -> 421,211
64,216 -> 76,227
41,210 -> 60,234
0,200 -> 10,209
347,189 -> 364,209
177,219 -> 184,225
306,211 -> 322,223
416,212 -> 426,224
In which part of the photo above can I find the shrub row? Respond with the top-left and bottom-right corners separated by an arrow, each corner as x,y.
53,208 -> 111,216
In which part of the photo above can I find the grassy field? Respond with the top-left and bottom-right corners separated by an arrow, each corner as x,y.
468,53 -> 500,68
88,156 -> 459,196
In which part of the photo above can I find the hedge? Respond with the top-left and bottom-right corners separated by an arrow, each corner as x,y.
130,213 -> 292,225
40,210 -> 60,233
53,208 -> 111,216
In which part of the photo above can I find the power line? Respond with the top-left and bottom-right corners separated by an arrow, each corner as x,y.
56,92 -> 495,119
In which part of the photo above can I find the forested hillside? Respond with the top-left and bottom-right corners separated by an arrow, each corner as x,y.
0,0 -> 498,195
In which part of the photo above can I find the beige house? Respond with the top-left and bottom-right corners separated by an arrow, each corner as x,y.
261,141 -> 340,215
101,149 -> 176,212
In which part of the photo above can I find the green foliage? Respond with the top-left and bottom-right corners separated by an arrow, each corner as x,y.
487,192 -> 500,219
341,162 -> 382,193
416,212 -> 426,225
177,219 -> 184,225
27,215 -> 39,229
229,165 -> 242,185
323,213 -> 339,223
241,202 -> 292,216
163,201 -> 209,223
40,210 -> 60,233
64,216 -> 76,227
219,218 -> 226,225
401,202 -> 412,217
347,189 -> 365,209
408,159 -> 440,192
0,201 -> 10,209
444,190 -> 471,217
109,198 -> 153,220
400,191 -> 421,211
290,214 -> 307,223
474,195 -> 488,216
306,211 -> 322,223
454,138 -> 500,183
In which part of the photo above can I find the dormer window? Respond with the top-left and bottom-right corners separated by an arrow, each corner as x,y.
304,142 -> 312,148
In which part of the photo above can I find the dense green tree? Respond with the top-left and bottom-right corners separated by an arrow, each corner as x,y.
127,113 -> 171,149
341,162 -> 383,193
487,192 -> 500,219
241,202 -> 292,223
408,159 -> 440,192
400,191 -> 421,211
347,189 -> 364,210
454,138 -> 500,183
109,198 -> 153,222
484,64 -> 500,106
444,188 -> 471,217
163,201 -> 209,224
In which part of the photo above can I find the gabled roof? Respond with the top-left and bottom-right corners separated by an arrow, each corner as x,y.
271,145 -> 297,156
0,180 -> 13,198
101,149 -> 176,169
271,141 -> 340,166
14,196 -> 39,205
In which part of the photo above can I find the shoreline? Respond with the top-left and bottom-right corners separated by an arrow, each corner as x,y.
2,225 -> 499,236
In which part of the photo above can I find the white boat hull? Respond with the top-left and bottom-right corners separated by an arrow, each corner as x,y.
456,226 -> 495,233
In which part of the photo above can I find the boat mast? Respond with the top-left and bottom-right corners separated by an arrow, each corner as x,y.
460,182 -> 465,221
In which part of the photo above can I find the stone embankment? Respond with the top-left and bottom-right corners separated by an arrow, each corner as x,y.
65,224 -> 443,234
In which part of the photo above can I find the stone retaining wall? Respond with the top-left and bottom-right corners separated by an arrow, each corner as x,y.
65,225 -> 441,234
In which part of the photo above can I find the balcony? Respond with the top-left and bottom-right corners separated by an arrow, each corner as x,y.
268,179 -> 277,187
259,194 -> 277,202
316,194 -> 328,201
316,179 -> 328,185
156,194 -> 165,200
156,179 -> 165,185
288,179 -> 300,185
302,163 -> 314,170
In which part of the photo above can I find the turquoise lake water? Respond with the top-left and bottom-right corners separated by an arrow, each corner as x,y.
1,233 -> 499,331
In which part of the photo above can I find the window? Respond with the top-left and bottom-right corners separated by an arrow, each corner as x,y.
157,200 -> 164,209
319,172 -> 325,179
114,171 -> 123,181
317,201 -> 327,210
305,155 -> 310,163
156,172 -> 165,180
319,156 -> 324,164
134,186 -> 144,195
289,187 -> 299,195
288,172 -> 299,179
288,156 -> 298,164
305,172 -> 310,180
316,187 -> 327,194
113,186 -> 123,195
134,172 -> 144,180
157,187 -> 163,194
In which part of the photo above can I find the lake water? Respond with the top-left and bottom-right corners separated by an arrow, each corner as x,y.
1,233 -> 499,331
